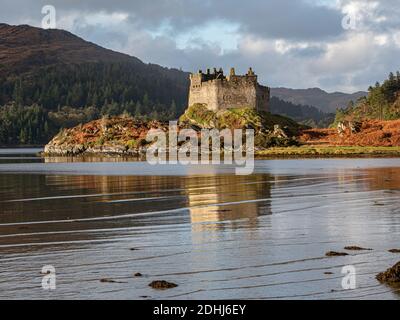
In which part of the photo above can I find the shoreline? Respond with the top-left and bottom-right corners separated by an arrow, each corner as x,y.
40,145 -> 400,159
1,145 -> 44,149
255,145 -> 400,158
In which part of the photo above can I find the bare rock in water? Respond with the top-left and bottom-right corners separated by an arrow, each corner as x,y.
149,280 -> 178,290
134,272 -> 143,277
389,249 -> 400,253
326,251 -> 349,257
344,246 -> 372,251
376,262 -> 400,284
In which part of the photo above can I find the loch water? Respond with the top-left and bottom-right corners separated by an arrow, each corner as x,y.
0,148 -> 400,299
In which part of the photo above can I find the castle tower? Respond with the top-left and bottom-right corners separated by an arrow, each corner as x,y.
188,67 -> 270,112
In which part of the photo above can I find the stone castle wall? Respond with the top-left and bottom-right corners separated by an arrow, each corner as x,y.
188,68 -> 269,112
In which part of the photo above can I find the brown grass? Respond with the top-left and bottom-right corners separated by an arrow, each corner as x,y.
299,120 -> 400,147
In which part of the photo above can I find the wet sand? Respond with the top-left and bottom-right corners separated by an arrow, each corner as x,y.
0,149 -> 400,299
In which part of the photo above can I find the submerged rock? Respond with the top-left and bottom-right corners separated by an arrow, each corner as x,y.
149,280 -> 178,290
100,278 -> 117,283
344,246 -> 372,251
326,251 -> 349,257
376,262 -> 400,284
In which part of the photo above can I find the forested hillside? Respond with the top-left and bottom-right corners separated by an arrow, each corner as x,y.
0,62 -> 188,113
0,61 -> 188,144
0,23 -> 190,145
334,71 -> 400,124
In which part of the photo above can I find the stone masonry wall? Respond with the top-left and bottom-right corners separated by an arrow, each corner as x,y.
215,78 -> 257,110
189,80 -> 219,111
188,69 -> 269,112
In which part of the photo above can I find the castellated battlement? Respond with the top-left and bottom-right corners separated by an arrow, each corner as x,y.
188,67 -> 270,112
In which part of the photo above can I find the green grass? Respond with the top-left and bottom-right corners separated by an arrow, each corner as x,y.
180,105 -> 305,133
256,145 -> 400,157
179,104 -> 217,127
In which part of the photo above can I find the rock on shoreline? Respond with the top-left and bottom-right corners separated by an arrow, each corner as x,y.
376,262 -> 400,284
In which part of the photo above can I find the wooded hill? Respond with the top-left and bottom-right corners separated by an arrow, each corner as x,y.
0,23 -> 189,145
334,71 -> 400,124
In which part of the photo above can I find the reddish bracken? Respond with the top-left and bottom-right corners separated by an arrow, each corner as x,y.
299,119 -> 400,147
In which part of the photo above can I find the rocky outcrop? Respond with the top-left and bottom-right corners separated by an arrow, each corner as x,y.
337,121 -> 362,136
179,104 -> 303,148
44,116 -> 168,156
44,106 -> 305,156
376,262 -> 400,284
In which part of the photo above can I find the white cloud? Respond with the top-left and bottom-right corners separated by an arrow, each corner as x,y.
274,40 -> 312,55
313,33 -> 373,73
1,0 -> 400,92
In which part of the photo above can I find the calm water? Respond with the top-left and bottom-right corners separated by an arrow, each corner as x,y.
0,148 -> 400,300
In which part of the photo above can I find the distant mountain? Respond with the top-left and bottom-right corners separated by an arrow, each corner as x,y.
0,23 -> 136,75
271,87 -> 367,113
269,97 -> 335,128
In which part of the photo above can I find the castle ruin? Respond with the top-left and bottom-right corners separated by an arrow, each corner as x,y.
188,67 -> 270,112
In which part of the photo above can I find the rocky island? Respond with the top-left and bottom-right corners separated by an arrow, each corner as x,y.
44,105 -> 303,156
44,105 -> 400,157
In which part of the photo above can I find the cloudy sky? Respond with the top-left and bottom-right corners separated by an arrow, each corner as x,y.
1,0 -> 400,92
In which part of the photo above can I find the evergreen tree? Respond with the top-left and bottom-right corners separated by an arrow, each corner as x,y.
143,93 -> 150,108
170,100 -> 177,119
135,101 -> 142,118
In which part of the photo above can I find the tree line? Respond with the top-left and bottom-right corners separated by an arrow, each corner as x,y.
0,62 -> 188,111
